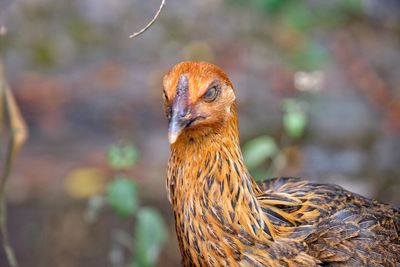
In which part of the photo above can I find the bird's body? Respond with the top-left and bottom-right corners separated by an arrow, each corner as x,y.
163,61 -> 400,266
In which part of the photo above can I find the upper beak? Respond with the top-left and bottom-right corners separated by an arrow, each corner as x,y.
168,74 -> 190,144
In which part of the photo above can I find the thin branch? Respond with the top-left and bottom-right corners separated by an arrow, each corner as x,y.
129,0 -> 166,39
0,59 -> 27,267
0,86 -> 16,197
0,130 -> 18,267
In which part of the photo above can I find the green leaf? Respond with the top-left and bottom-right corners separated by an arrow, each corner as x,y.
134,207 -> 168,267
292,43 -> 329,70
337,0 -> 362,14
107,142 -> 138,169
106,177 -> 138,218
282,100 -> 308,138
281,2 -> 314,33
254,0 -> 290,13
250,168 -> 270,181
243,136 -> 278,170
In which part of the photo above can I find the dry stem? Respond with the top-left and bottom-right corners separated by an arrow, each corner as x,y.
0,61 -> 26,267
129,0 -> 166,39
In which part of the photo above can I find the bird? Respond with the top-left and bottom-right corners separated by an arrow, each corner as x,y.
162,61 -> 400,267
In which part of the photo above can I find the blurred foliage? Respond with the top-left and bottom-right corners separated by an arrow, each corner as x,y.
132,208 -> 168,267
107,177 -> 138,218
282,99 -> 308,139
1,1 -> 104,70
64,168 -> 107,199
244,99 -> 309,180
243,136 -> 278,170
291,43 -> 328,71
230,0 -> 362,25
280,2 -> 315,33
108,142 -> 138,170
229,0 -> 363,70
31,39 -> 57,68
235,0 -> 365,180
84,142 -> 167,267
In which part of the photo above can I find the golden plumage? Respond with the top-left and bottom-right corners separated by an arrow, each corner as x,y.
163,61 -> 400,266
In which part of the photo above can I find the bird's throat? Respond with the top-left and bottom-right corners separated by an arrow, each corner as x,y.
166,107 -> 267,263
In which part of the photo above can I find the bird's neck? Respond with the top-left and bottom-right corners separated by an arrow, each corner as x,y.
167,105 -> 268,255
167,105 -> 255,200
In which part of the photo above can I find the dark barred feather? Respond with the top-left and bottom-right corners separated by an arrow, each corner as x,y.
164,62 -> 400,267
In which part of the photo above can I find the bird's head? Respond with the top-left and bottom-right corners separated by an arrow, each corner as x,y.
163,61 -> 237,144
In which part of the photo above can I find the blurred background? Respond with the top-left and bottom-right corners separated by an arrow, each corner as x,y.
0,0 -> 399,266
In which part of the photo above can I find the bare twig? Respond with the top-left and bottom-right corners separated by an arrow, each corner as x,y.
129,0 -> 166,39
0,60 -> 28,267
0,133 -> 18,267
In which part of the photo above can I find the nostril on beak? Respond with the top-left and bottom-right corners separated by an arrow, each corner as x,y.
178,109 -> 187,118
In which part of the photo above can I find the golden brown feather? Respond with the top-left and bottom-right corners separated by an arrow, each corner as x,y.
163,61 -> 400,267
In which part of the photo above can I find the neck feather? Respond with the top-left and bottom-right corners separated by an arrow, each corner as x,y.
167,104 -> 267,240
166,104 -> 318,266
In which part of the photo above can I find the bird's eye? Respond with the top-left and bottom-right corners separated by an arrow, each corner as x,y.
203,86 -> 218,102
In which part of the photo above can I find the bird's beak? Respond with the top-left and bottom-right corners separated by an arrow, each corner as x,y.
168,115 -> 187,144
168,74 -> 189,144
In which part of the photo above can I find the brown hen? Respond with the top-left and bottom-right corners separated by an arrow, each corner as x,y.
162,61 -> 400,267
